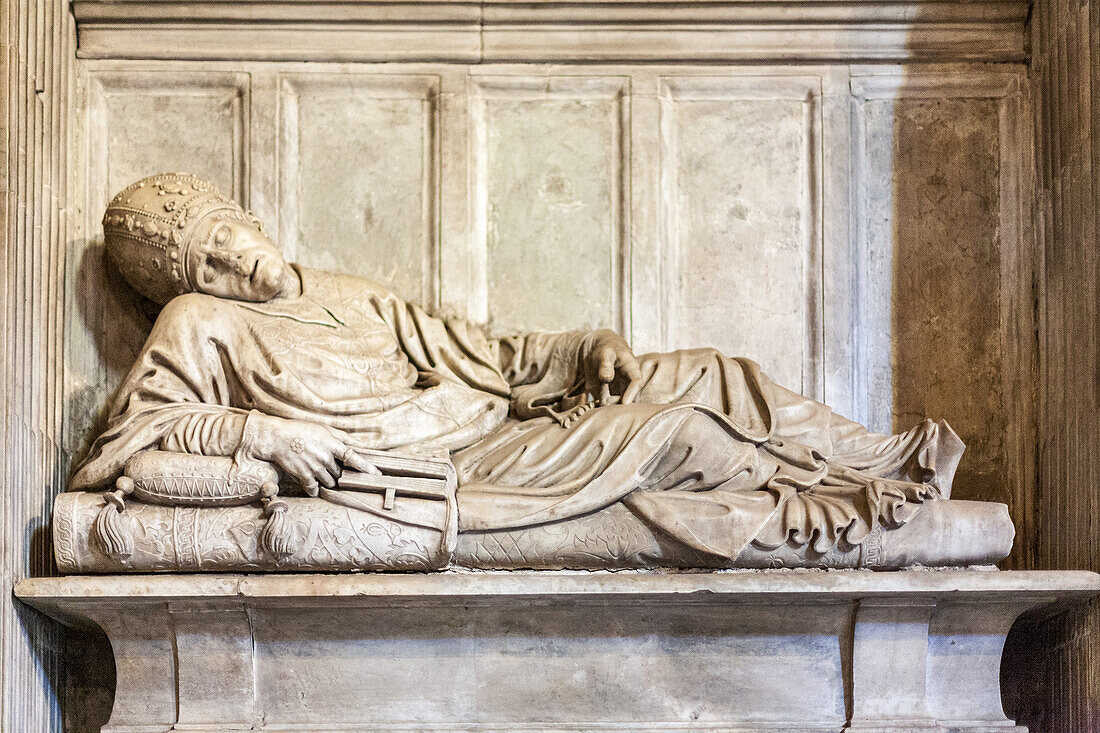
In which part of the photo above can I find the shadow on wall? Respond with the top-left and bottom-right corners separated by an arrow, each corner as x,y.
60,623 -> 115,733
1000,0 -> 1100,731
13,592 -> 114,733
886,95 -> 1009,510
64,238 -> 155,476
11,600 -> 63,730
47,240 -> 146,732
859,66 -> 1025,550
1002,602 -> 1100,733
884,14 -> 1049,732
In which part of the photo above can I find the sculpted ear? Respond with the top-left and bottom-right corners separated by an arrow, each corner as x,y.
245,210 -> 267,235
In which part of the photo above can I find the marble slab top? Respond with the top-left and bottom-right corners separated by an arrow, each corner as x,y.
16,568 -> 1100,609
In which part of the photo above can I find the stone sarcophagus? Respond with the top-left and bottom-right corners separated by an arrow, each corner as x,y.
21,169 -> 1096,731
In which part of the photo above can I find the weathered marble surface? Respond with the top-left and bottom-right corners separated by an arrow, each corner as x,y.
478,79 -> 625,334
16,569 -> 1099,732
281,74 -> 437,303
665,90 -> 810,390
54,491 -> 1015,573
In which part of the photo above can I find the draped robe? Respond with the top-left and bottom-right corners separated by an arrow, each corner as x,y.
72,266 -> 964,561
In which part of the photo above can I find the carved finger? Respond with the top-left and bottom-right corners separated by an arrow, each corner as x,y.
621,376 -> 644,404
278,456 -> 308,484
319,452 -> 341,483
620,353 -> 642,383
313,463 -> 337,489
298,473 -> 320,498
343,450 -> 382,476
598,346 -> 617,384
288,453 -> 332,491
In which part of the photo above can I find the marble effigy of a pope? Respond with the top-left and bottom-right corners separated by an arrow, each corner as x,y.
57,172 -> 1014,573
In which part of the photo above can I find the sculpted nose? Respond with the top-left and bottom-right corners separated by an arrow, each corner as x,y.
230,252 -> 249,275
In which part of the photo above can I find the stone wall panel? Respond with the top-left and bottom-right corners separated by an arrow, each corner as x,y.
278,74 -> 440,305
470,76 -> 628,334
852,73 -> 1033,536
659,77 -> 820,394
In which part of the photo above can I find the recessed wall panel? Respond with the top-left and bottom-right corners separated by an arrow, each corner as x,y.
860,92 -> 1006,503
472,76 -> 628,335
279,75 -> 439,305
660,78 -> 820,394
92,71 -> 249,214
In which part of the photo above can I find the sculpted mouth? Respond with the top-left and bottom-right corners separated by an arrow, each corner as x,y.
248,259 -> 259,284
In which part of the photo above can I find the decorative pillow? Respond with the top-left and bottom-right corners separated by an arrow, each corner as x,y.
124,450 -> 277,507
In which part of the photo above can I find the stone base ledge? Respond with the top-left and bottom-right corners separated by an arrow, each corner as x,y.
16,569 -> 1099,733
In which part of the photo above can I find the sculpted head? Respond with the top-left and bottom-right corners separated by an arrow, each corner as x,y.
102,173 -> 294,305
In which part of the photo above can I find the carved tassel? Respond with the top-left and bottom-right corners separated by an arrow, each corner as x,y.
93,476 -> 136,561
259,482 -> 297,559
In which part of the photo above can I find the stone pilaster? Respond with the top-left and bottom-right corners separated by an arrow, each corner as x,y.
1,0 -> 76,729
1002,2 -> 1100,731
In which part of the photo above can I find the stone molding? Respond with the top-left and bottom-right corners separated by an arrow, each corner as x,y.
16,569 -> 1100,732
71,0 -> 1031,63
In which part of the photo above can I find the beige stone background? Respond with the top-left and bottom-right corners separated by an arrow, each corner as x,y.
1,1 -> 1097,731
64,62 -> 1036,528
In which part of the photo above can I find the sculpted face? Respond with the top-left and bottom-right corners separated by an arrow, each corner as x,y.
187,217 -> 295,301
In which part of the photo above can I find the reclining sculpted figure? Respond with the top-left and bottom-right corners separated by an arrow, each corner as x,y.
55,172 -> 1014,572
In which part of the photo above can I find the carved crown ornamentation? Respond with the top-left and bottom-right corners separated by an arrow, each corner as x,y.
102,172 -> 264,304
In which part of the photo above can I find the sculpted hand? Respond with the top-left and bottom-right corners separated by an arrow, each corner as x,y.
580,329 -> 642,405
243,415 -> 379,496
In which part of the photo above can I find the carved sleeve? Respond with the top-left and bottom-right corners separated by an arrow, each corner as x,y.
69,294 -> 254,491
158,411 -> 248,457
496,331 -> 586,387
365,280 -> 593,420
496,330 -> 589,421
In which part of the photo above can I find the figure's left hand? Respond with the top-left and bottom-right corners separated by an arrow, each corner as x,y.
580,330 -> 642,405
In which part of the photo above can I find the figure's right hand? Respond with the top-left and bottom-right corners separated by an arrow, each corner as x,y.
579,329 -> 642,406
242,414 -> 377,496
